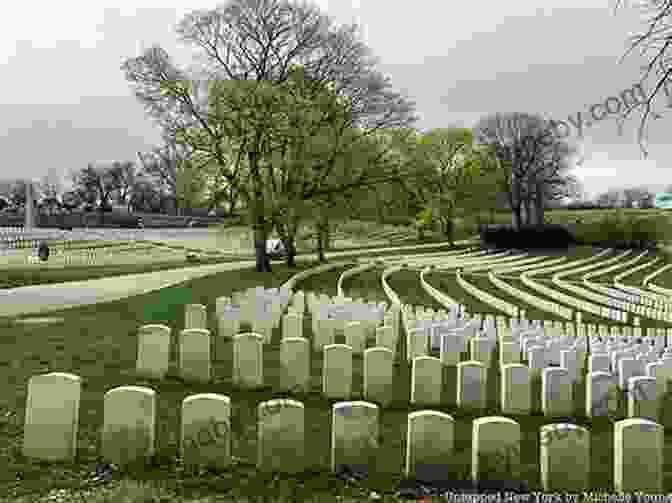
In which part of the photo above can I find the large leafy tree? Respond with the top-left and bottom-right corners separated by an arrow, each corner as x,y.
9,180 -> 29,208
521,133 -> 580,225
395,127 -> 487,244
109,161 -> 138,212
60,190 -> 86,212
259,69 -> 352,266
121,0 -> 416,272
128,177 -> 164,213
472,112 -> 578,228
68,163 -> 129,218
136,133 -> 209,216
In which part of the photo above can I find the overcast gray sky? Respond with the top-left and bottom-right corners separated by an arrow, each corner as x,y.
0,1 -> 669,199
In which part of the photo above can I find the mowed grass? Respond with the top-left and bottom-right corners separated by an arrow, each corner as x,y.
5,242 -> 672,501
0,244 -> 470,502
0,222 -> 467,290
652,267 -> 672,289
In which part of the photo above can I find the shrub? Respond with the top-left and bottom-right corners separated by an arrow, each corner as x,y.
572,212 -> 667,249
480,224 -> 576,249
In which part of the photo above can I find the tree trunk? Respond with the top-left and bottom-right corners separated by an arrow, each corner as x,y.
442,217 -> 454,246
524,198 -> 533,226
417,224 -> 425,241
534,182 -> 545,227
508,179 -> 522,230
274,216 -> 298,268
375,190 -> 385,224
316,227 -> 326,262
512,204 -> 522,229
228,191 -> 238,217
315,210 -> 331,253
285,237 -> 297,267
323,220 -> 331,251
249,150 -> 270,273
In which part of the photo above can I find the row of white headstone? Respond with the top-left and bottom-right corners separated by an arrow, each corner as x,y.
402,306 -> 672,418
12,243 -> 159,265
411,249 -> 572,321
21,374 -> 665,492
507,247 -> 665,323
642,263 -> 672,287
18,284 -> 672,492
141,290 -> 672,425
488,270 -> 573,319
551,249 -> 671,322
455,269 -> 519,317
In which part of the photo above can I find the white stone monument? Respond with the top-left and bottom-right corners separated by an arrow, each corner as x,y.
25,180 -> 36,229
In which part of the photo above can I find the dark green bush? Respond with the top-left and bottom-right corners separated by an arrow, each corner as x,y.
573,211 -> 667,249
480,224 -> 575,249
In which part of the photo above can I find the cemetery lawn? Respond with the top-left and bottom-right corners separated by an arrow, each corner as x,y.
0,237 -> 470,290
0,255 -> 247,289
5,243 -> 672,502
0,244 -> 465,502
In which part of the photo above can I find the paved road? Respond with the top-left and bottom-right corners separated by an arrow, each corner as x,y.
0,239 -> 476,319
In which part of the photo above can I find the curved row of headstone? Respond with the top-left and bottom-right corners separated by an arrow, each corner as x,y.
172,300 -> 672,425
336,261 -> 379,298
583,250 -> 649,281
454,269 -> 519,317
554,278 -> 632,323
545,250 -> 637,322
434,249 -> 513,270
391,249 -> 508,273
381,265 -> 405,307
553,249 -> 632,281
527,248 -> 612,278
281,259 -> 356,291
400,303 -> 672,416
461,251 -> 533,273
613,281 -> 671,308
420,266 -> 460,306
494,255 -> 568,275
2,242 -> 183,268
648,280 -> 672,297
21,371 -> 665,493
584,277 -> 670,323
464,253 -> 549,273
413,250 -> 569,319
643,263 -> 672,288
391,248 -> 540,318
380,249 -> 487,275
610,276 -> 672,314
488,270 -> 574,320
550,250 -> 640,307
567,251 -> 658,321
373,246 -> 482,267
613,256 -> 660,284
382,246 -> 506,313
209,271 -> 671,422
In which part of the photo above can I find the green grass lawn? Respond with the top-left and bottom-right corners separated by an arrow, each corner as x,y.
0,238 -> 465,290
0,244 -> 473,502
339,267 -> 395,305
422,270 -> 493,316
0,255 -> 247,290
653,267 -> 672,289
5,241 -> 672,502
465,273 -> 567,324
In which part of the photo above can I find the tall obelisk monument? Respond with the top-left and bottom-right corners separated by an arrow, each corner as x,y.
24,180 -> 35,229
